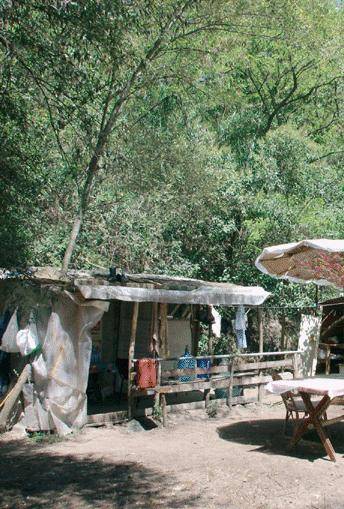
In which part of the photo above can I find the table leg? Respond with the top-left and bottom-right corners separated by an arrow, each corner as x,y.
290,393 -> 335,462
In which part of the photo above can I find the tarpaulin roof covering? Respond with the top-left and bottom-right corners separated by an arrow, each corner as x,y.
0,267 -> 270,306
255,239 -> 344,289
76,280 -> 269,306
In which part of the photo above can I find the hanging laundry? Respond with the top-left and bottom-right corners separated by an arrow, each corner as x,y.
234,305 -> 248,350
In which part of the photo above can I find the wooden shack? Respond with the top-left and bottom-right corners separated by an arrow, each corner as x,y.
0,267 -> 301,434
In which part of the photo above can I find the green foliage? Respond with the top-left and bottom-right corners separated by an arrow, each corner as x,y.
28,431 -> 63,444
206,401 -> 218,419
0,0 -> 343,308
198,332 -> 238,356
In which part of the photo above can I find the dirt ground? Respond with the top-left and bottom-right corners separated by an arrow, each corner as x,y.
2,399 -> 344,509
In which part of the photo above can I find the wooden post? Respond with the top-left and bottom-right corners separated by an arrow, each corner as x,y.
257,307 -> 264,403
154,359 -> 162,424
281,312 -> 286,350
160,393 -> 167,427
191,305 -> 201,356
157,358 -> 162,387
325,345 -> 331,375
128,302 -> 139,420
0,364 -> 31,432
227,358 -> 234,409
207,305 -> 213,355
150,302 -> 159,356
159,303 -> 168,357
258,307 -> 264,354
208,325 -> 213,355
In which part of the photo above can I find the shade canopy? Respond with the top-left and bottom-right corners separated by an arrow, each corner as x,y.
76,277 -> 270,306
255,239 -> 344,289
0,268 -> 270,306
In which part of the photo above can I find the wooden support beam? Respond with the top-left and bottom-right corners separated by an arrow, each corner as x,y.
159,303 -> 168,357
150,302 -> 159,356
128,302 -> 139,420
281,313 -> 286,350
208,324 -> 213,356
0,364 -> 31,432
227,358 -> 234,409
292,353 -> 300,378
257,307 -> 264,403
207,305 -> 213,355
154,358 -> 162,421
160,393 -> 167,427
258,307 -> 264,353
258,371 -> 265,403
191,305 -> 201,356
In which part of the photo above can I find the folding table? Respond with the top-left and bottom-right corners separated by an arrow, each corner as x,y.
266,377 -> 344,462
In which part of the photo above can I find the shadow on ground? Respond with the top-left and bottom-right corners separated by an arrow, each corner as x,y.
0,438 -> 199,509
217,418 -> 344,462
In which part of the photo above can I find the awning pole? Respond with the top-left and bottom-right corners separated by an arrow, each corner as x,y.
159,303 -> 168,357
128,302 -> 139,420
191,305 -> 200,356
258,307 -> 264,403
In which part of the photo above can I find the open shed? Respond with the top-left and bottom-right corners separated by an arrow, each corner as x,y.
0,266 -> 301,434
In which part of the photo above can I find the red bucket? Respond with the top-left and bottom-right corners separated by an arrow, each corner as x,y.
135,359 -> 157,389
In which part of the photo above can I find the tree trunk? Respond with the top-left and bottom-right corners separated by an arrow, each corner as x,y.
62,214 -> 83,272
59,2 -> 192,271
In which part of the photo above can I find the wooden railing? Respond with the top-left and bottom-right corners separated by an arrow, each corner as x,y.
129,350 -> 302,424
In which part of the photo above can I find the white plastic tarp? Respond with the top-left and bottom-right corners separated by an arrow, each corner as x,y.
297,314 -> 321,377
2,292 -> 109,435
1,308 -> 19,353
76,282 -> 270,306
16,312 -> 40,356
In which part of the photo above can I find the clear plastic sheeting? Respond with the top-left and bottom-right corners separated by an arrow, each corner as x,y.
1,292 -> 109,435
0,308 -> 19,353
16,312 -> 40,356
76,282 -> 270,306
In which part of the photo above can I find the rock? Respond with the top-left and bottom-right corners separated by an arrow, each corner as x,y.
126,419 -> 145,433
10,421 -> 27,438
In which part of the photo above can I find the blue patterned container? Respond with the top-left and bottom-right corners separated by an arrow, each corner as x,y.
177,348 -> 196,382
197,358 -> 211,379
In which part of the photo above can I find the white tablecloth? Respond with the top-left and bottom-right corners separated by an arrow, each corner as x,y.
266,377 -> 344,399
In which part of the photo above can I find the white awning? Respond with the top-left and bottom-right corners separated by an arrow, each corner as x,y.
76,282 -> 270,306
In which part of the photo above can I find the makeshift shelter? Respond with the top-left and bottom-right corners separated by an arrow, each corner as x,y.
0,266 -> 300,435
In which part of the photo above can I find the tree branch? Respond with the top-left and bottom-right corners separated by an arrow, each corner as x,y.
62,0 -> 194,270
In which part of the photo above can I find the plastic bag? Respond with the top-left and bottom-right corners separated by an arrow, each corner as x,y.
16,312 -> 40,356
0,309 -> 19,353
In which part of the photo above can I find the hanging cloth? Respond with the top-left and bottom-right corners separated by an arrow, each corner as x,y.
235,305 -> 247,349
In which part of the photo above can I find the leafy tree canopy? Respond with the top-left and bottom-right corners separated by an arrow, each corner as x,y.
0,0 -> 343,306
